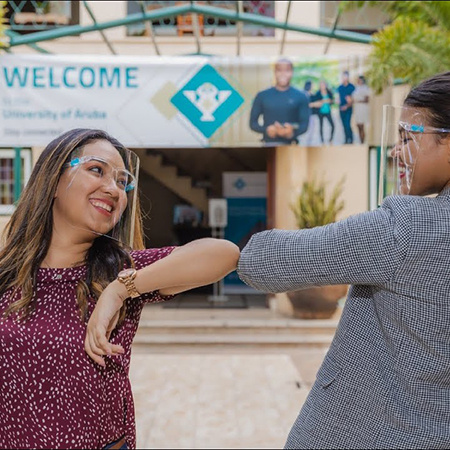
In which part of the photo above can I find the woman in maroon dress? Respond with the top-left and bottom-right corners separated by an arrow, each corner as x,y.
0,129 -> 239,449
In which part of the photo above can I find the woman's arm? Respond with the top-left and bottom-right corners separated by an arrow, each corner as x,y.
309,100 -> 323,108
138,238 -> 239,295
85,238 -> 239,364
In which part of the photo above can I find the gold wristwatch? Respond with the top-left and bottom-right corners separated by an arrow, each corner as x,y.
117,268 -> 140,299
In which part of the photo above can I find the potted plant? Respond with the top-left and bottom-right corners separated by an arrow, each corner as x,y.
287,177 -> 348,319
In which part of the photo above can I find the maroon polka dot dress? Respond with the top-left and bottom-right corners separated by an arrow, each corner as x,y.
0,247 -> 175,449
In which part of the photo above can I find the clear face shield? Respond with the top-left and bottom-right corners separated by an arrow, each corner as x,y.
58,147 -> 139,248
379,106 -> 424,203
379,105 -> 450,203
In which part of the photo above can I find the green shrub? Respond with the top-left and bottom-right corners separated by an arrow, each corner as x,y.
291,177 -> 345,229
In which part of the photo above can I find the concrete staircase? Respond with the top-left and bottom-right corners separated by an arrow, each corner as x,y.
139,152 -> 208,213
134,316 -> 338,349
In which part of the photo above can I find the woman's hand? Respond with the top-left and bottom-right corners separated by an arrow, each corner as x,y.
84,280 -> 128,366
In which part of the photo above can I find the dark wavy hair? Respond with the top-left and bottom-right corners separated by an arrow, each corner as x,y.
404,71 -> 450,143
1,128 -> 144,321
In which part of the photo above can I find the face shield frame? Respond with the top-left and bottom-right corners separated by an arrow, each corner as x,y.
65,156 -> 137,193
377,105 -> 450,204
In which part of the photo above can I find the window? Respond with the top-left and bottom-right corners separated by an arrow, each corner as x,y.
6,1 -> 80,33
127,1 -> 275,37
0,149 -> 32,215
320,1 -> 390,34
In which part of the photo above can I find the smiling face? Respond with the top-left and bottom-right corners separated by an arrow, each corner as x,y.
394,108 -> 450,196
341,72 -> 349,85
274,62 -> 293,90
53,139 -> 130,242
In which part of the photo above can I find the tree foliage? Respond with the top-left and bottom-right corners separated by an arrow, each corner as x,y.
0,1 -> 7,49
340,1 -> 450,93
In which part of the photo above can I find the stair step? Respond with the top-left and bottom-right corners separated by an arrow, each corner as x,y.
133,333 -> 333,346
139,153 -> 208,212
137,319 -> 338,335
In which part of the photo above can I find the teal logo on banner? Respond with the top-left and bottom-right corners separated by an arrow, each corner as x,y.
171,64 -> 244,138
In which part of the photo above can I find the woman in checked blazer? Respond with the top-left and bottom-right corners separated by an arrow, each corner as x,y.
237,72 -> 450,450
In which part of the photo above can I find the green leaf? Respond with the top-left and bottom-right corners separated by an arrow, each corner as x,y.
0,1 -> 7,49
341,2 -> 450,94
290,177 -> 345,229
366,17 -> 450,94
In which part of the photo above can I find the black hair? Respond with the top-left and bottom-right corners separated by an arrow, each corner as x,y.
1,128 -> 143,321
275,58 -> 293,70
404,72 -> 450,135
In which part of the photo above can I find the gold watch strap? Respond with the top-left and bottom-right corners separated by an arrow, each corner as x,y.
117,269 -> 141,299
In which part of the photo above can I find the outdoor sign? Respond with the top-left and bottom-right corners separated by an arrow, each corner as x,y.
0,54 -> 365,147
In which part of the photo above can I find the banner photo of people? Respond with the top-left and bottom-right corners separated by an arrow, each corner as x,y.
0,54 -> 368,147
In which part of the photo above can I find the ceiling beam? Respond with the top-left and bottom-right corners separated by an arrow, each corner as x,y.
5,29 -> 51,53
8,3 -> 372,48
190,1 -> 201,55
280,1 -> 292,55
82,0 -> 116,54
8,3 -> 192,47
324,9 -> 342,55
189,3 -> 371,44
138,1 -> 160,56
236,1 -> 244,56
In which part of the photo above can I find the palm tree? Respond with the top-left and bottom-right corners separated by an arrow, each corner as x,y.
340,1 -> 450,93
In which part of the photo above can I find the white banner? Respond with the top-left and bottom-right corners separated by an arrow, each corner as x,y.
0,54 -> 213,147
0,54 -> 365,148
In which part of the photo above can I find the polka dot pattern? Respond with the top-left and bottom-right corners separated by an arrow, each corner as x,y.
0,247 -> 175,449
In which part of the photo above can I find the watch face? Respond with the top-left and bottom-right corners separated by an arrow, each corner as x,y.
119,268 -> 135,278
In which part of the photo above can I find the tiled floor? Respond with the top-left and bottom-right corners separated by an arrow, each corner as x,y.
129,300 -> 336,448
130,354 -> 314,449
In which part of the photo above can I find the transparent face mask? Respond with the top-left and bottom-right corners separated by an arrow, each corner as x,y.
379,105 -> 450,203
58,148 -> 140,247
379,105 -> 425,203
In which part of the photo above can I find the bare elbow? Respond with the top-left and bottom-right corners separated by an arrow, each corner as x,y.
221,239 -> 240,272
206,238 -> 240,272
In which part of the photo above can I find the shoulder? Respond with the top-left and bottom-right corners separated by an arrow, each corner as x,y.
379,195 -> 415,224
381,193 -> 438,210
290,86 -> 306,96
130,247 -> 176,270
289,87 -> 309,102
379,194 -> 447,230
380,194 -> 450,260
255,87 -> 275,98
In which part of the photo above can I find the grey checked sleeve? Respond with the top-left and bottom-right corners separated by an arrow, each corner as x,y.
237,196 -> 413,293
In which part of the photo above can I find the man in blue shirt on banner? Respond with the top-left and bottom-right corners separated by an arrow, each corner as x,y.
338,70 -> 356,144
249,58 -> 310,146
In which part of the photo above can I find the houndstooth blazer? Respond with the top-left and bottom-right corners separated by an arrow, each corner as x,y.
237,188 -> 450,449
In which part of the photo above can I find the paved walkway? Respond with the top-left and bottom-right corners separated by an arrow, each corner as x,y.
129,301 -> 335,448
130,354 -> 310,449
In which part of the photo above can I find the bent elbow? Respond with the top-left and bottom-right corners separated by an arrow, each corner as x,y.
223,240 -> 240,272
206,238 -> 240,274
